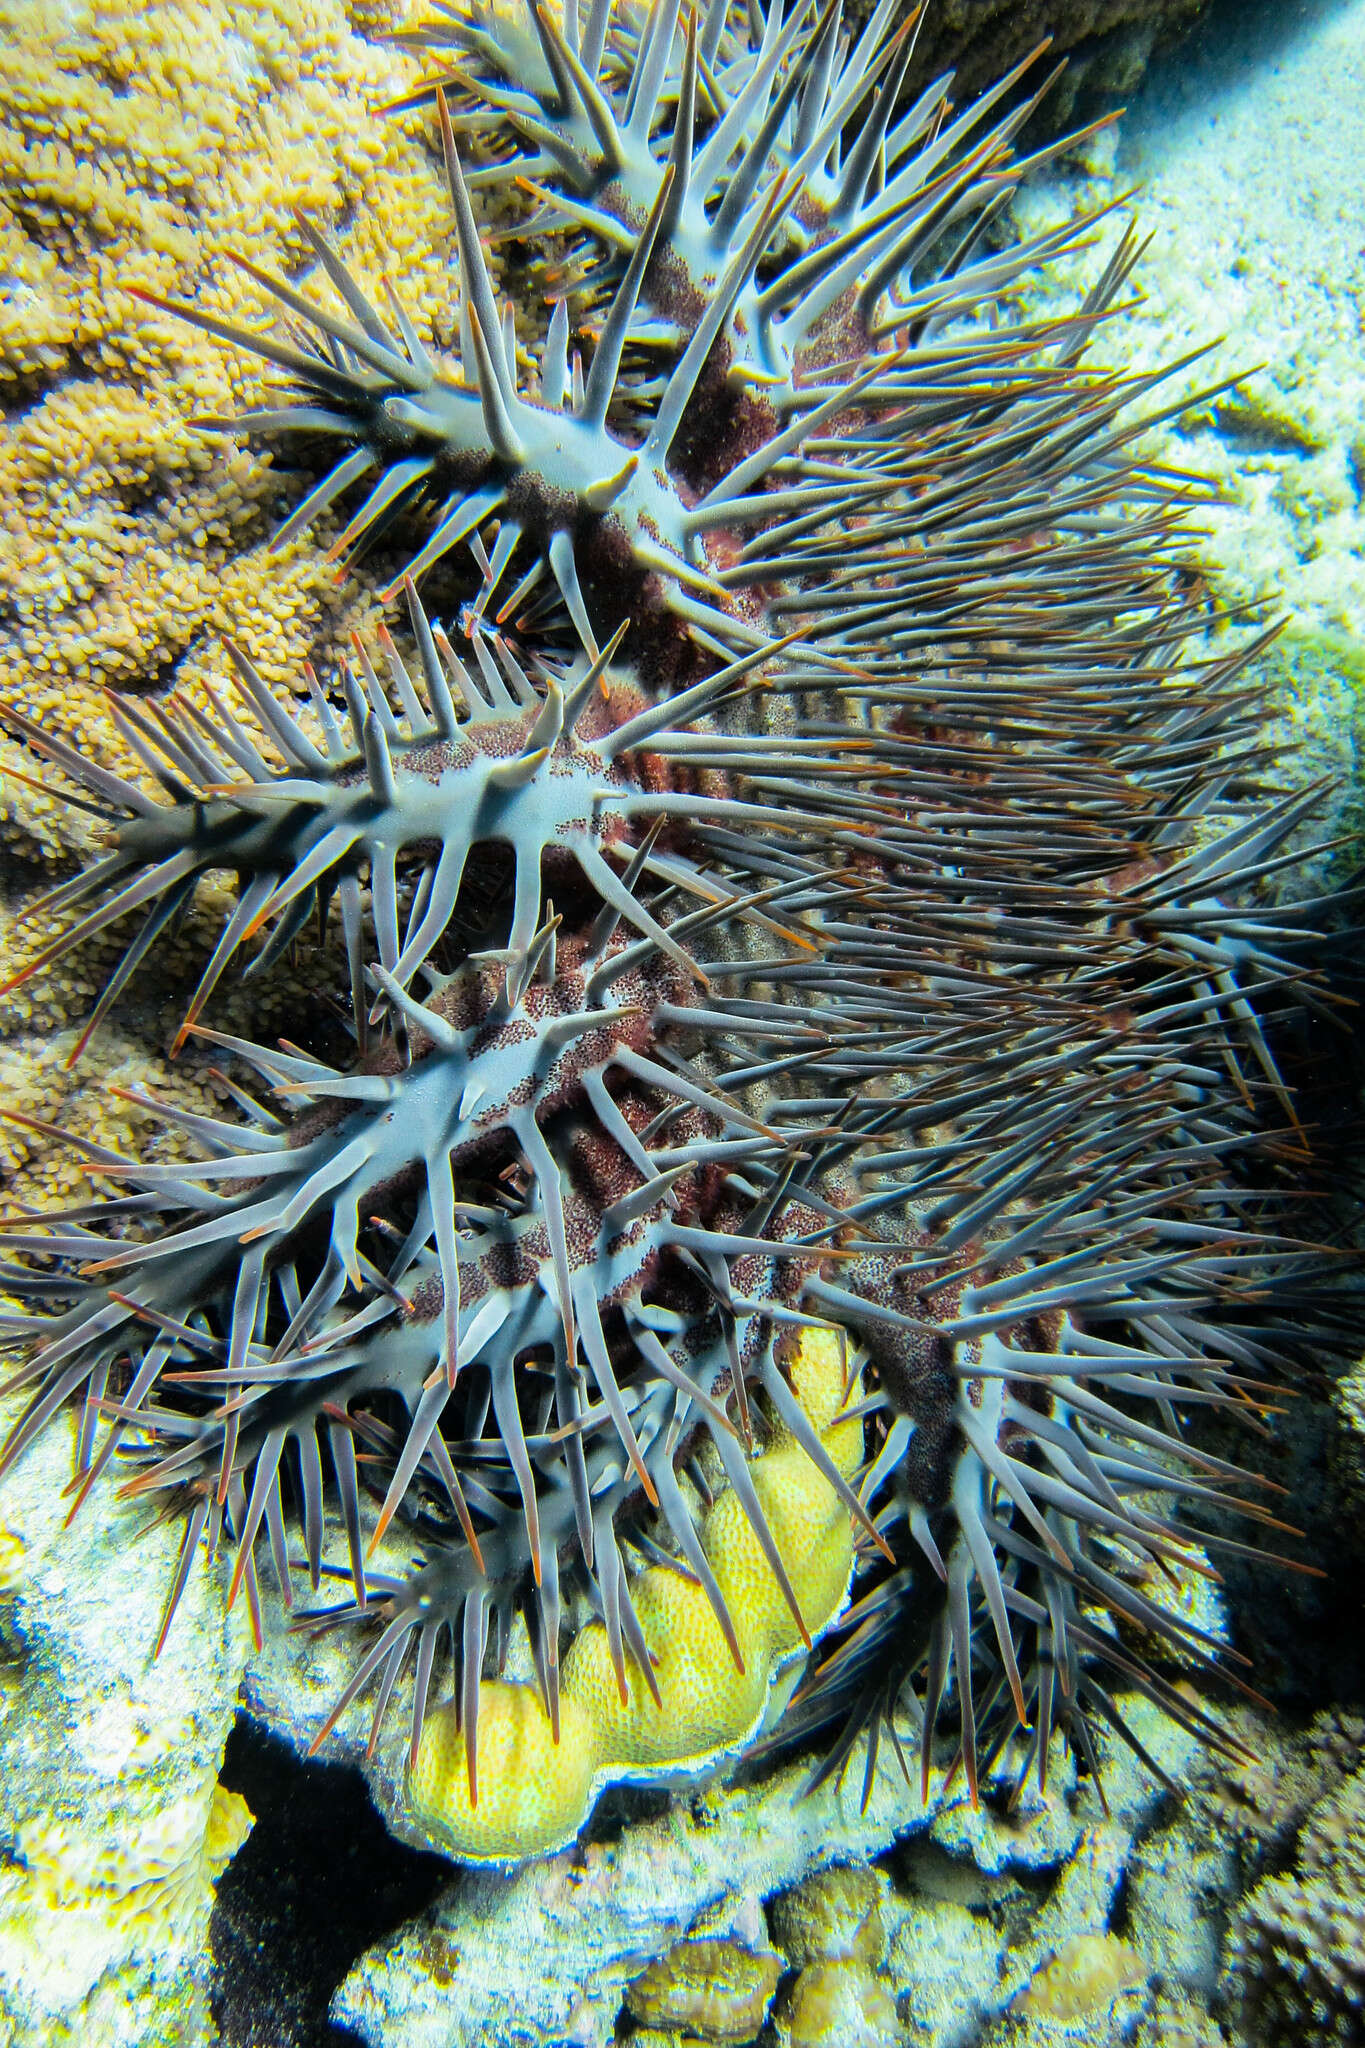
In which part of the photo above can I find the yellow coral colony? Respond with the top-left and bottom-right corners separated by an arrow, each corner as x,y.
407,1329 -> 864,1862
0,0 -> 455,1036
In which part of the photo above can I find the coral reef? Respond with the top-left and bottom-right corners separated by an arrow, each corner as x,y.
0,1396 -> 249,2044
623,1936 -> 783,2040
1197,1704 -> 1365,1864
0,0 -> 1355,2040
1134,1991 -> 1231,2048
0,0 -> 429,699
332,1688 -> 1203,2046
1228,1751 -> 1365,2048
407,1327 -> 863,1861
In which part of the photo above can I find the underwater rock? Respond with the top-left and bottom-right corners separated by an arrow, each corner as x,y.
623,1937 -> 782,2042
898,2 -> 1210,136
774,1956 -> 900,2048
769,1863 -> 887,1969
1013,1932 -> 1148,2026
0,1406 -> 250,2044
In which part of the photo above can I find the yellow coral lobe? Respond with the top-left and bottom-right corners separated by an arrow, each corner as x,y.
595,1564 -> 768,1772
406,1683 -> 598,1864
406,1328 -> 861,1862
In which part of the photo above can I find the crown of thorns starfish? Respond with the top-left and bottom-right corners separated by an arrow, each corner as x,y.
0,0 -> 1347,1863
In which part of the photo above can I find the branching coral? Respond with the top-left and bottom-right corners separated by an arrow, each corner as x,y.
0,0 -> 1349,1875
0,0 -> 457,854
1230,1760 -> 1365,2048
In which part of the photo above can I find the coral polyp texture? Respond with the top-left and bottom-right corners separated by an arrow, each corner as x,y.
0,0 -> 1345,1871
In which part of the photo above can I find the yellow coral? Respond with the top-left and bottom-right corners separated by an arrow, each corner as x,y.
0,1521 -> 23,1595
20,1777 -> 253,1935
407,1327 -> 863,1862
0,0 -> 475,900
0,1027 -> 224,1207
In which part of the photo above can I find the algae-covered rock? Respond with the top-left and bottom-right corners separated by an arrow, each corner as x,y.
881,1689 -> 1224,2048
0,1407 -> 252,2044
774,1957 -> 900,2048
623,1938 -> 782,2042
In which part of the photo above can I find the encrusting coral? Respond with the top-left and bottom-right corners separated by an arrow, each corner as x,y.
770,1862 -> 887,1969
1014,1930 -> 1148,2028
18,1778 -> 253,1937
0,0 -> 1351,1879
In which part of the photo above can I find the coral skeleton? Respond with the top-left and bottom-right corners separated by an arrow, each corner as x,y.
0,0 -> 1345,1863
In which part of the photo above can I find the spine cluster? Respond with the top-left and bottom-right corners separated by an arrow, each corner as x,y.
0,0 -> 1337,1860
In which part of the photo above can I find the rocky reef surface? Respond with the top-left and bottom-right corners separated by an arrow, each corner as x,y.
332,1695 -> 1212,2047
1013,0 -> 1365,884
0,1401 -> 251,2045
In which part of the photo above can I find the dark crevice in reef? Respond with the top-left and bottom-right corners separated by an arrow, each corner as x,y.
1183,941 -> 1365,1716
1207,1394 -> 1365,1712
209,1715 -> 449,2048
1139,0 -> 1359,96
